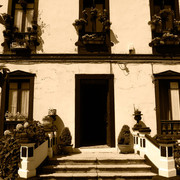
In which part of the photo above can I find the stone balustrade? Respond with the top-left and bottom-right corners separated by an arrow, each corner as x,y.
132,126 -> 177,178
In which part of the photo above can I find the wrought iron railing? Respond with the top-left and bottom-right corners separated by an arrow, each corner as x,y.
161,120 -> 180,136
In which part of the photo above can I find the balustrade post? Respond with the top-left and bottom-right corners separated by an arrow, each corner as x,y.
139,127 -> 151,157
157,137 -> 177,177
132,109 -> 143,154
18,143 -> 36,178
132,130 -> 140,154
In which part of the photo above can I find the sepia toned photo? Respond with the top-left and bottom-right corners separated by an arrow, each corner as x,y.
0,0 -> 180,179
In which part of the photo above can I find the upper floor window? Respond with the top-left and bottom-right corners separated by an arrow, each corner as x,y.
73,0 -> 113,54
148,0 -> 180,54
1,0 -> 39,54
13,0 -> 34,33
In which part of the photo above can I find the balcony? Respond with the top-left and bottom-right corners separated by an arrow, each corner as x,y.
0,14 -> 39,54
161,120 -> 180,137
73,8 -> 113,53
148,8 -> 180,55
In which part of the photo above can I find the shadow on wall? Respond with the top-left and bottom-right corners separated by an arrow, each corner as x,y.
36,11 -> 48,52
110,30 -> 119,44
54,115 -> 65,145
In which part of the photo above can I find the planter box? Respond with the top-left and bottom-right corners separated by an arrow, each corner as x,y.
83,39 -> 105,45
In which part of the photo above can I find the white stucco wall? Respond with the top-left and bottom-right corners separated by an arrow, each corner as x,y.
110,0 -> 152,54
0,0 -> 174,54
37,0 -> 79,53
1,62 -> 172,147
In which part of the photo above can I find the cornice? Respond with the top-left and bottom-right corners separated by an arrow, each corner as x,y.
0,54 -> 180,63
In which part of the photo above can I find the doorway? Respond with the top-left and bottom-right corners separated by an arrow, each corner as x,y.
75,74 -> 115,148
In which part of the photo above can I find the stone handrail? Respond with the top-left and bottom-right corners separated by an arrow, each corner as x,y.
133,127 -> 177,178
18,130 -> 57,178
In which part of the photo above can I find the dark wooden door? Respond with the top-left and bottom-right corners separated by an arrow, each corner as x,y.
75,75 -> 115,148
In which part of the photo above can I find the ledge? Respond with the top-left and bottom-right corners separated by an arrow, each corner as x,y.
0,54 -> 180,63
145,134 -> 159,148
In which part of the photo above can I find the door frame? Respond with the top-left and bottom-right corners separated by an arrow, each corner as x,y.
75,74 -> 115,148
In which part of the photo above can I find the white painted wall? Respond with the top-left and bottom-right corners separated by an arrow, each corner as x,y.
110,0 -> 152,54
2,0 -> 179,54
2,62 -> 175,147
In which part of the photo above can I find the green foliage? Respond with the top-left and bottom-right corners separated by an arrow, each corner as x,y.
0,120 -> 46,179
16,120 -> 47,147
118,125 -> 130,145
59,127 -> 72,146
0,133 -> 20,179
174,143 -> 180,173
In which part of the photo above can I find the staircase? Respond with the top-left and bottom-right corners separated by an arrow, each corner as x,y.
38,152 -> 157,180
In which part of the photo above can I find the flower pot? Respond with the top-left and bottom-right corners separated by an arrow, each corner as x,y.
59,145 -> 73,155
118,144 -> 134,154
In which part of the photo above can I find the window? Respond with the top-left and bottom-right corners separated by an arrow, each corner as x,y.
0,70 -> 35,135
13,0 -> 34,32
8,81 -> 30,118
2,0 -> 39,53
149,0 -> 180,54
154,71 -> 180,137
76,0 -> 113,53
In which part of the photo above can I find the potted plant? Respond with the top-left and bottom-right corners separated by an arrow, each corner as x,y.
16,112 -> 26,121
118,125 -> 134,154
148,14 -> 162,33
5,111 -> 15,121
58,127 -> 73,155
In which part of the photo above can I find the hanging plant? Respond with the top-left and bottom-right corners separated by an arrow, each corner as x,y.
159,8 -> 174,19
90,7 -> 98,18
174,20 -> 180,32
148,14 -> 162,32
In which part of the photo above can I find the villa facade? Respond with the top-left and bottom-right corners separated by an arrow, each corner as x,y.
0,0 -> 180,150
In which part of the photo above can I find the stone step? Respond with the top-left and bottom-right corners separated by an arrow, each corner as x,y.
38,153 -> 157,179
41,164 -> 152,174
49,153 -> 146,165
39,171 -> 156,180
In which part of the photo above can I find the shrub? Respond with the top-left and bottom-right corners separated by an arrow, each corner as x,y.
16,120 -> 46,147
118,125 -> 130,145
174,143 -> 180,174
0,132 -> 20,179
0,120 -> 47,179
59,127 -> 72,146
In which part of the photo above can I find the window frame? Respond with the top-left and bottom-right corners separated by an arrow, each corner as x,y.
8,0 -> 39,27
154,70 -> 180,136
0,70 -> 35,136
150,0 -> 180,19
78,0 -> 111,54
149,0 -> 180,54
